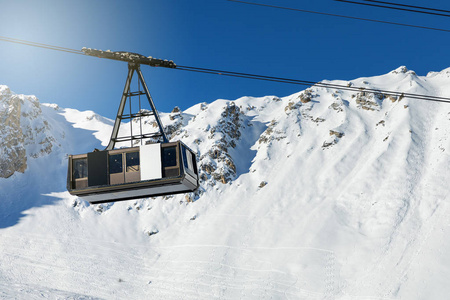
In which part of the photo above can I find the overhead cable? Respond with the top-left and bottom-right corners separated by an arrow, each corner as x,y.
363,0 -> 450,14
226,0 -> 450,33
334,0 -> 450,18
176,65 -> 450,104
0,36 -> 84,55
1,36 -> 450,104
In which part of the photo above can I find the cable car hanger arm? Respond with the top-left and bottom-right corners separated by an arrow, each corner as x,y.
81,47 -> 172,149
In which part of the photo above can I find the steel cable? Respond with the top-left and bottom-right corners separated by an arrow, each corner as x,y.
1,35 -> 450,104
227,0 -> 450,33
334,0 -> 450,18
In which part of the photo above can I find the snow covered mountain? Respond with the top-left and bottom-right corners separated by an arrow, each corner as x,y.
0,66 -> 449,299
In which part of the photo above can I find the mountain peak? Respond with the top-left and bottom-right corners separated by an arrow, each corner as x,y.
390,65 -> 411,74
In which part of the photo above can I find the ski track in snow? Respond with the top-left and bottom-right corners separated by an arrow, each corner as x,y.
0,230 -> 336,299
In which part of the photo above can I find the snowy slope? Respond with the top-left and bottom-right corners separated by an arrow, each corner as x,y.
0,66 -> 449,299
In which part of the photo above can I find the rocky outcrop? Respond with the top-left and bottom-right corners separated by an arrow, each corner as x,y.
352,90 -> 403,111
353,91 -> 381,111
258,120 -> 286,144
0,86 -> 56,178
0,90 -> 26,178
198,102 -> 243,186
165,108 -> 184,139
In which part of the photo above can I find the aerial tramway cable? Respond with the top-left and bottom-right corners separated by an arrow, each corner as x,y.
175,65 -> 450,104
1,36 -> 450,104
226,0 -> 450,33
334,0 -> 450,18
361,0 -> 450,15
0,35 -> 84,55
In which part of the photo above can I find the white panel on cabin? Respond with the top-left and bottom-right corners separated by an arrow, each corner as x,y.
140,144 -> 162,180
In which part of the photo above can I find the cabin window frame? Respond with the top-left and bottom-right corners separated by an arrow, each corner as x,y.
73,158 -> 88,179
109,153 -> 123,174
161,143 -> 180,178
181,145 -> 198,178
126,151 -> 140,173
71,154 -> 88,189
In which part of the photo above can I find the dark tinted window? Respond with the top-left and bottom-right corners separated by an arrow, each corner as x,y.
126,152 -> 140,172
73,158 -> 88,179
162,147 -> 177,167
182,146 -> 189,171
109,154 -> 123,174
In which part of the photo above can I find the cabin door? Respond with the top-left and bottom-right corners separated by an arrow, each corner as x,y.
109,150 -> 141,185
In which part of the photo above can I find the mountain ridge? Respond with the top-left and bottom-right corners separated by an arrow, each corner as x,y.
0,66 -> 449,299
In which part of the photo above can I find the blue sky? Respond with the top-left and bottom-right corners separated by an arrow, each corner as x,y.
1,0 -> 450,119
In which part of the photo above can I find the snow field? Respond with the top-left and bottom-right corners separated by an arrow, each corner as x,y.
0,66 -> 449,299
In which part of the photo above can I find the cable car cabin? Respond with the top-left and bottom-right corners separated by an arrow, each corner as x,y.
67,141 -> 199,204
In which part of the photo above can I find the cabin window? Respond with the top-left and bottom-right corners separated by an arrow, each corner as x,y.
109,154 -> 123,174
161,146 -> 179,178
126,152 -> 140,172
162,147 -> 177,167
181,146 -> 197,176
192,155 -> 198,175
73,158 -> 88,179
182,146 -> 189,171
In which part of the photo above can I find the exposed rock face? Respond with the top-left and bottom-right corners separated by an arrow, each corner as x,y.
299,88 -> 314,103
258,119 -> 286,144
0,88 -> 26,178
353,91 -> 381,111
165,109 -> 184,140
0,86 -> 56,178
329,130 -> 344,138
352,91 -> 403,111
197,102 -> 244,186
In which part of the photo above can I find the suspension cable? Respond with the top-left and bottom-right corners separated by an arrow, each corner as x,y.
334,0 -> 450,18
1,36 -> 450,104
0,35 -> 84,55
227,0 -> 450,33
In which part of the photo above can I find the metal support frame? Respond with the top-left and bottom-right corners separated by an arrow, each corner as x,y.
106,63 -> 168,150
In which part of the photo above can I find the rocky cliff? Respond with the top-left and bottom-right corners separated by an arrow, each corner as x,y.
0,86 -> 58,178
